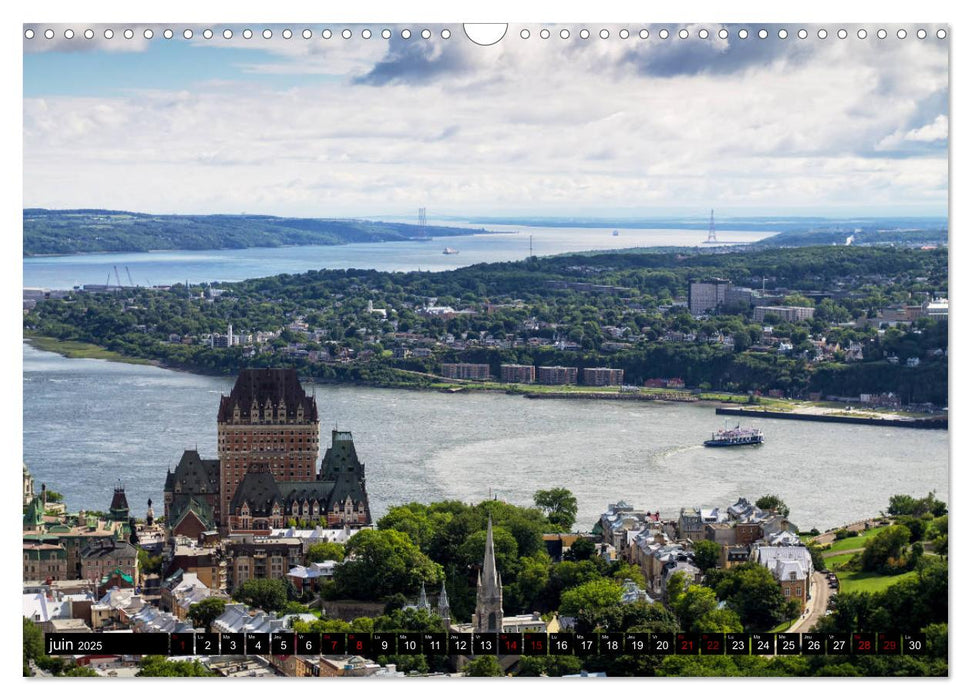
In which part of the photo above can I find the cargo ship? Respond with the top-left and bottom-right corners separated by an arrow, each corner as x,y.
442,247 -> 459,255
704,424 -> 764,447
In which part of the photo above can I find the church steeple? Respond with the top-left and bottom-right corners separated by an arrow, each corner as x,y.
438,580 -> 451,630
417,582 -> 429,610
473,516 -> 504,632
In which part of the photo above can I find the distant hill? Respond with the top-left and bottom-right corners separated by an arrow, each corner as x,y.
22,209 -> 486,256
756,227 -> 948,248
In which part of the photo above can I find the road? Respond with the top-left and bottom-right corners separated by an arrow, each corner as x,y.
787,571 -> 831,633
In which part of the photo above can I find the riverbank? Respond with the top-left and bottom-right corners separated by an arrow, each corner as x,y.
21,337 -> 945,423
523,391 -> 697,402
715,406 -> 947,430
24,335 -> 155,365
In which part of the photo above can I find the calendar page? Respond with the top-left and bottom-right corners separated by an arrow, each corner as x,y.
22,20 -> 948,680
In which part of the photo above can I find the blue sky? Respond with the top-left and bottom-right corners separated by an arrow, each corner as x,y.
23,23 -> 949,218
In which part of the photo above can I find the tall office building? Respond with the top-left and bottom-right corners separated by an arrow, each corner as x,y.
689,278 -> 731,316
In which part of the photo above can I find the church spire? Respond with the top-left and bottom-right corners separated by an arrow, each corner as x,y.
482,516 -> 499,591
438,580 -> 451,631
473,515 -> 504,632
417,581 -> 429,610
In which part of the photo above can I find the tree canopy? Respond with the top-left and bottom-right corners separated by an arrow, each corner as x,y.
534,488 -> 579,531
234,578 -> 288,612
334,529 -> 442,600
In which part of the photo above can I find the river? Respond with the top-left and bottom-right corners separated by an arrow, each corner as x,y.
23,224 -> 773,289
23,343 -> 948,531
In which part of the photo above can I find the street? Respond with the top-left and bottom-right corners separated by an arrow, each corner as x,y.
787,571 -> 831,633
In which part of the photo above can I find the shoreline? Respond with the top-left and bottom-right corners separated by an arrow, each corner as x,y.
22,333 -> 947,430
23,335 -> 157,367
715,406 -> 947,430
23,338 -> 948,424
22,228 -> 497,259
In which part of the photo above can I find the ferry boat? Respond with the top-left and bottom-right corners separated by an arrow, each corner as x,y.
442,247 -> 459,255
704,424 -> 764,447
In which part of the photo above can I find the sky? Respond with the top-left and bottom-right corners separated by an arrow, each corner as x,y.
23,22 -> 950,220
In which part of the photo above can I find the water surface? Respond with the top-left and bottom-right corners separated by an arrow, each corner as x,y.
23,343 -> 947,531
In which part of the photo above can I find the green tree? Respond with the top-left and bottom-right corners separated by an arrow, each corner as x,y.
137,656 -> 215,677
860,525 -> 911,574
564,538 -> 596,561
137,548 -> 164,575
62,666 -> 100,677
306,541 -> 345,563
533,488 -> 579,531
335,529 -> 442,600
709,563 -> 787,630
516,655 -> 582,676
808,545 -> 826,572
755,495 -> 790,517
377,503 -> 441,552
457,526 -> 519,577
464,655 -> 504,677
508,553 -> 550,613
887,492 -> 947,518
188,597 -> 226,630
559,579 -> 623,616
672,584 -> 742,633
692,540 -> 721,573
23,617 -> 45,676
235,578 -> 288,612
927,515 -> 948,558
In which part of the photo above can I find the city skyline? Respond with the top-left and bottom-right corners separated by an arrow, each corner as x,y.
23,23 -> 948,218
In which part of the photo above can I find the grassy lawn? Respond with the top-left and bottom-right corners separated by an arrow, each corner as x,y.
769,619 -> 798,633
822,552 -> 857,568
835,569 -> 919,595
25,335 -> 152,365
822,526 -> 889,555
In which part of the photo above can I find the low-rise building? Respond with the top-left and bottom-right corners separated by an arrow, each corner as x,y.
211,603 -> 287,635
223,536 -> 304,591
582,367 -> 624,386
752,545 -> 813,610
162,571 -> 225,620
287,561 -> 338,594
753,306 -> 815,323
167,541 -> 227,592
677,508 -> 705,541
536,366 -> 578,385
23,542 -> 68,582
440,363 -> 491,380
500,364 -> 535,383
79,539 -> 139,594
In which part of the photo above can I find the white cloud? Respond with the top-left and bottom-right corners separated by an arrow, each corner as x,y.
904,114 -> 949,142
23,24 -> 949,216
876,115 -> 948,151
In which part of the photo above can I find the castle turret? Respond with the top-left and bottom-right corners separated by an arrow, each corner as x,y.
109,485 -> 130,522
